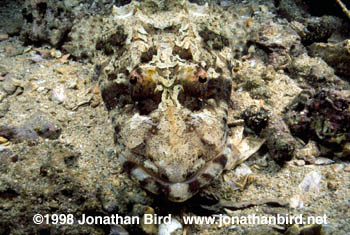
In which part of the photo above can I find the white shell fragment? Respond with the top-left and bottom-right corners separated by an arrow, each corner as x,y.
298,171 -> 321,193
187,1 -> 208,16
112,4 -> 133,18
231,126 -> 244,146
236,137 -> 265,165
289,194 -> 304,209
314,157 -> 335,165
234,163 -> 253,176
158,218 -> 182,235
49,86 -> 66,104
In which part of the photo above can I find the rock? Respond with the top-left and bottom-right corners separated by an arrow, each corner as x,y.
300,16 -> 340,45
0,0 -> 23,36
298,224 -> 336,235
20,0 -> 108,52
308,39 -> 350,77
63,15 -> 103,59
298,171 -> 321,193
278,0 -> 304,21
4,44 -> 24,57
285,89 -> 350,157
327,180 -> 338,191
251,21 -> 301,53
0,101 -> 10,118
242,106 -> 270,134
342,142 -> 350,158
0,125 -> 38,143
260,114 -> 302,164
1,75 -> 18,95
295,141 -> 320,164
0,141 -> 103,234
0,33 -> 9,41
285,224 -> 301,235
287,53 -> 345,89
21,0 -> 73,47
23,111 -> 61,140
250,20 -> 304,69
0,112 -> 61,142
241,106 -> 303,165
279,0 -> 341,45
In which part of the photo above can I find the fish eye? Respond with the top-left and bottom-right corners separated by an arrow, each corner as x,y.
130,76 -> 137,84
199,76 -> 207,83
129,69 -> 140,85
197,68 -> 207,84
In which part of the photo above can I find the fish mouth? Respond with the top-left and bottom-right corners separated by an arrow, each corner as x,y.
118,138 -> 232,202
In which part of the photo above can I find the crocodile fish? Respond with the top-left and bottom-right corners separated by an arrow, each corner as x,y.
97,0 -> 264,202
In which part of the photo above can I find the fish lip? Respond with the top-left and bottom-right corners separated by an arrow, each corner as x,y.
126,133 -> 229,183
118,136 -> 231,201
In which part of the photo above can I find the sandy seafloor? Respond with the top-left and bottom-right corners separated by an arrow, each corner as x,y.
0,0 -> 350,234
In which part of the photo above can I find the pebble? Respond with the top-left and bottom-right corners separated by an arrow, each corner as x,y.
0,65 -> 8,76
314,157 -> 335,165
141,207 -> 157,234
285,224 -> 300,235
0,136 -> 8,144
1,75 -> 18,95
344,165 -> 350,172
67,80 -> 78,89
30,54 -> 45,63
327,181 -> 338,191
50,49 -> 62,59
4,44 -> 24,57
298,224 -> 336,235
55,65 -> 73,75
343,142 -> 350,157
295,140 -> 320,163
293,159 -> 305,166
331,164 -> 343,173
90,96 -> 101,108
49,86 -> 67,104
0,102 -> 10,118
92,86 -> 100,94
55,66 -> 67,75
0,33 -> 9,41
